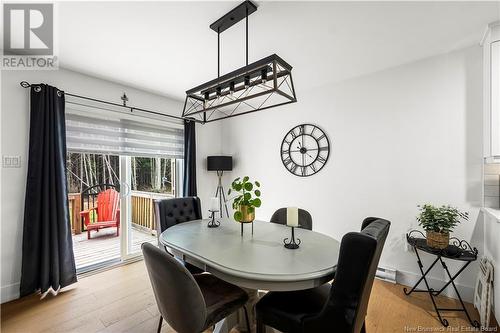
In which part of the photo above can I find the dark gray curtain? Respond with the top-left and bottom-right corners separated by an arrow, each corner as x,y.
183,119 -> 197,196
20,84 -> 77,297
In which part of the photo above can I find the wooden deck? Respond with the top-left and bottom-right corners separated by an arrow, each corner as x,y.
73,227 -> 157,269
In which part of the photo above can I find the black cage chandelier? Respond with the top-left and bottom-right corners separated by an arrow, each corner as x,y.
182,1 -> 297,124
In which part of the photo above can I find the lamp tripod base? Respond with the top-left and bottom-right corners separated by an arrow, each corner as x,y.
214,171 -> 230,218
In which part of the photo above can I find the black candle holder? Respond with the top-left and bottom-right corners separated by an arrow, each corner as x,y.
207,210 -> 220,228
283,226 -> 301,249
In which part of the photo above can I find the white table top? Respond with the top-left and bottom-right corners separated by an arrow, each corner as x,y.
159,219 -> 340,291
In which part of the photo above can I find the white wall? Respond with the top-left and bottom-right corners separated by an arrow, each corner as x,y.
0,68 -> 222,302
221,46 -> 484,301
0,46 -> 485,304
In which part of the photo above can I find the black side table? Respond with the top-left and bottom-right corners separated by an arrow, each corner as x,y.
404,230 -> 479,328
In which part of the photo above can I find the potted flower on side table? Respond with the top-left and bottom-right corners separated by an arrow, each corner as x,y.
228,176 -> 262,235
416,204 -> 469,249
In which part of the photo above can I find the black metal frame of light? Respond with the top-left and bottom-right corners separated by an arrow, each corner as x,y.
182,1 -> 297,124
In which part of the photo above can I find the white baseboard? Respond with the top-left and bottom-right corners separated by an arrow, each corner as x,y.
1,282 -> 20,304
397,269 -> 475,303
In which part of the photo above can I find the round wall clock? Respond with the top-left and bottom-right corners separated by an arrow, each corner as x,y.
280,124 -> 330,177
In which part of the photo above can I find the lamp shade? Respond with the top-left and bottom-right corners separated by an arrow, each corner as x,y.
207,156 -> 232,171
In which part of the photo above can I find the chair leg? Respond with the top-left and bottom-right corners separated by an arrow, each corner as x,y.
256,313 -> 265,333
243,306 -> 251,333
87,229 -> 91,239
157,316 -> 163,333
360,321 -> 366,333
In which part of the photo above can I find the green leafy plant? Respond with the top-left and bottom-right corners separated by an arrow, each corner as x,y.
416,204 -> 469,234
228,176 -> 262,221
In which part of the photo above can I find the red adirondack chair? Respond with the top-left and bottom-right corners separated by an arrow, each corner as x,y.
80,189 -> 120,239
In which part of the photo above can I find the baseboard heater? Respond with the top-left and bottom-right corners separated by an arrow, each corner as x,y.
376,266 -> 397,283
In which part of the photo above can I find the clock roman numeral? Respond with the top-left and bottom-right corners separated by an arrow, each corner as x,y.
301,166 -> 306,176
309,163 -> 317,173
290,130 -> 297,139
283,157 -> 292,166
317,156 -> 326,164
316,134 -> 326,141
291,164 -> 298,174
319,146 -> 328,151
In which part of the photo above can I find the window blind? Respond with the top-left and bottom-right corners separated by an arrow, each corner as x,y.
65,102 -> 184,158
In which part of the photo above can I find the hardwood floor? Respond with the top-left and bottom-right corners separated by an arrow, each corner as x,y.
1,261 -> 493,333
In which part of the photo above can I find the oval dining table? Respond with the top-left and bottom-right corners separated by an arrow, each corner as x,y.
159,218 -> 340,333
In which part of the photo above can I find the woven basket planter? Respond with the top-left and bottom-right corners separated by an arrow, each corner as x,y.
426,231 -> 449,249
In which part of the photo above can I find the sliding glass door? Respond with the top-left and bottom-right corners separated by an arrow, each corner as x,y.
66,152 -> 123,271
121,156 -> 178,258
65,99 -> 184,272
67,153 -> 181,270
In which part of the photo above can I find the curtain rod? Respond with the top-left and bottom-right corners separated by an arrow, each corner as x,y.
19,81 -> 198,123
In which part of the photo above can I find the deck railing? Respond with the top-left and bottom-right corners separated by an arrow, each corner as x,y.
68,191 -> 174,235
131,190 -> 174,234
68,193 -> 82,234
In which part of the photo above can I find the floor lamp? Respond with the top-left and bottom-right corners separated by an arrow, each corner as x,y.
207,156 -> 232,218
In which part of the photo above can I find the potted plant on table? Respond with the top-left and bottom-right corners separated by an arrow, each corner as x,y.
228,176 -> 262,223
416,204 -> 469,249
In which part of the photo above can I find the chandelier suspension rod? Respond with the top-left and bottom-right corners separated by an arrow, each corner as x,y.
215,1 -> 250,78
246,6 -> 249,66
218,28 -> 220,78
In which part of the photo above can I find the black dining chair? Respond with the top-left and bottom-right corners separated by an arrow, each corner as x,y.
270,207 -> 313,230
142,243 -> 251,333
154,196 -> 204,274
256,217 -> 390,333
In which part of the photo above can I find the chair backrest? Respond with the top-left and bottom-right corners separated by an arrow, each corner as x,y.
154,197 -> 202,234
96,189 -> 119,222
142,242 -> 207,333
80,183 -> 118,229
305,217 -> 390,333
270,208 -> 313,230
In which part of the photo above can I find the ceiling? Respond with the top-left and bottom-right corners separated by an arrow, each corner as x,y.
57,1 -> 500,101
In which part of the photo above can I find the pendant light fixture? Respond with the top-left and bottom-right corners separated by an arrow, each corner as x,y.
182,1 -> 297,124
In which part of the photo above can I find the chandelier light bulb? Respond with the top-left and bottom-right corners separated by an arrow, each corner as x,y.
261,68 -> 268,84
229,82 -> 235,96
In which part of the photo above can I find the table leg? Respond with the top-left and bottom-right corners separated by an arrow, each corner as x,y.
214,313 -> 238,333
213,289 -> 259,333
432,259 -> 471,296
403,250 -> 440,296
404,248 -> 448,326
236,288 -> 259,332
436,258 -> 480,328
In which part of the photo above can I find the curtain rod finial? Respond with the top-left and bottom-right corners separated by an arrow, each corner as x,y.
121,93 -> 128,106
20,81 -> 31,88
